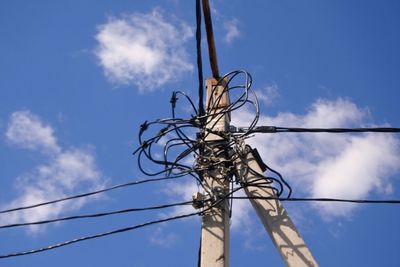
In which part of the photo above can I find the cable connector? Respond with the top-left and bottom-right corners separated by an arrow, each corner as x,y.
133,141 -> 149,155
170,92 -> 178,109
250,147 -> 268,172
139,120 -> 149,134
210,186 -> 226,204
254,126 -> 276,133
157,127 -> 169,140
192,192 -> 206,209
229,125 -> 277,133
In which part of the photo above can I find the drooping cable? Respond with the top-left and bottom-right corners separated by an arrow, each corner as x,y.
0,200 -> 193,230
0,210 -> 200,259
0,176 -> 184,214
0,190 -> 240,259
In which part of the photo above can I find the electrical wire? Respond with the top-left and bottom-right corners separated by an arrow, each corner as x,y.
0,176 -> 184,214
196,0 -> 204,118
0,200 -> 193,230
230,196 -> 400,204
232,126 -> 400,134
0,189 -> 239,259
0,210 -> 200,259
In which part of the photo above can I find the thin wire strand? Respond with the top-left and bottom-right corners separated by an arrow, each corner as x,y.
0,210 -> 200,259
0,176 -> 184,214
0,191 -> 239,260
196,0 -> 204,117
0,201 -> 193,229
233,126 -> 400,134
230,196 -> 400,204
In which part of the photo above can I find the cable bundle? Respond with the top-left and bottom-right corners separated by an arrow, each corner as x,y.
133,69 -> 292,199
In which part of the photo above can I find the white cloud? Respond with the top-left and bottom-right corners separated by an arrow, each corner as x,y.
255,83 -> 280,107
149,227 -> 178,248
1,111 -> 107,233
230,189 -> 253,230
233,98 -> 400,218
95,10 -> 193,92
161,180 -> 199,218
5,111 -> 60,154
223,18 -> 241,44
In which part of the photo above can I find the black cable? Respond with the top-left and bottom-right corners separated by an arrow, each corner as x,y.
234,126 -> 400,134
0,200 -> 193,230
230,196 -> 400,204
197,235 -> 202,267
196,0 -> 205,118
0,176 -> 184,214
0,191 -> 237,260
0,210 -> 201,259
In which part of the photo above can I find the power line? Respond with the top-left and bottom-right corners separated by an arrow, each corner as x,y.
195,0 -> 204,118
0,189 -> 239,260
0,209 -> 200,259
0,200 -> 193,230
2,179 -> 399,259
230,196 -> 400,204
0,176 -> 184,214
232,126 -> 400,134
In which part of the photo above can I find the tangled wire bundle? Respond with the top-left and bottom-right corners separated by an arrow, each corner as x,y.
134,70 -> 292,199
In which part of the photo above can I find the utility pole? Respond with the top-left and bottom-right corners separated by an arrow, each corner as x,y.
196,1 -> 317,266
198,0 -> 230,266
199,77 -> 230,267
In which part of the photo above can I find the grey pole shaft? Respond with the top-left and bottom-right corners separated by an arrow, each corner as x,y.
235,147 -> 318,267
200,78 -> 230,267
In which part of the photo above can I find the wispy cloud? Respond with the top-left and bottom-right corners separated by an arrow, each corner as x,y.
2,111 -> 107,233
149,226 -> 178,248
209,2 -> 242,45
160,180 -> 198,218
5,111 -> 60,154
255,83 -> 280,107
95,9 -> 193,92
233,98 -> 400,218
223,18 -> 241,44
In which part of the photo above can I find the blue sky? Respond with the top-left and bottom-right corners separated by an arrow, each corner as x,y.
1,1 -> 400,266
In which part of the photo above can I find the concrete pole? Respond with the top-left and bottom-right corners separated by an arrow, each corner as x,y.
199,78 -> 230,267
235,147 -> 318,267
